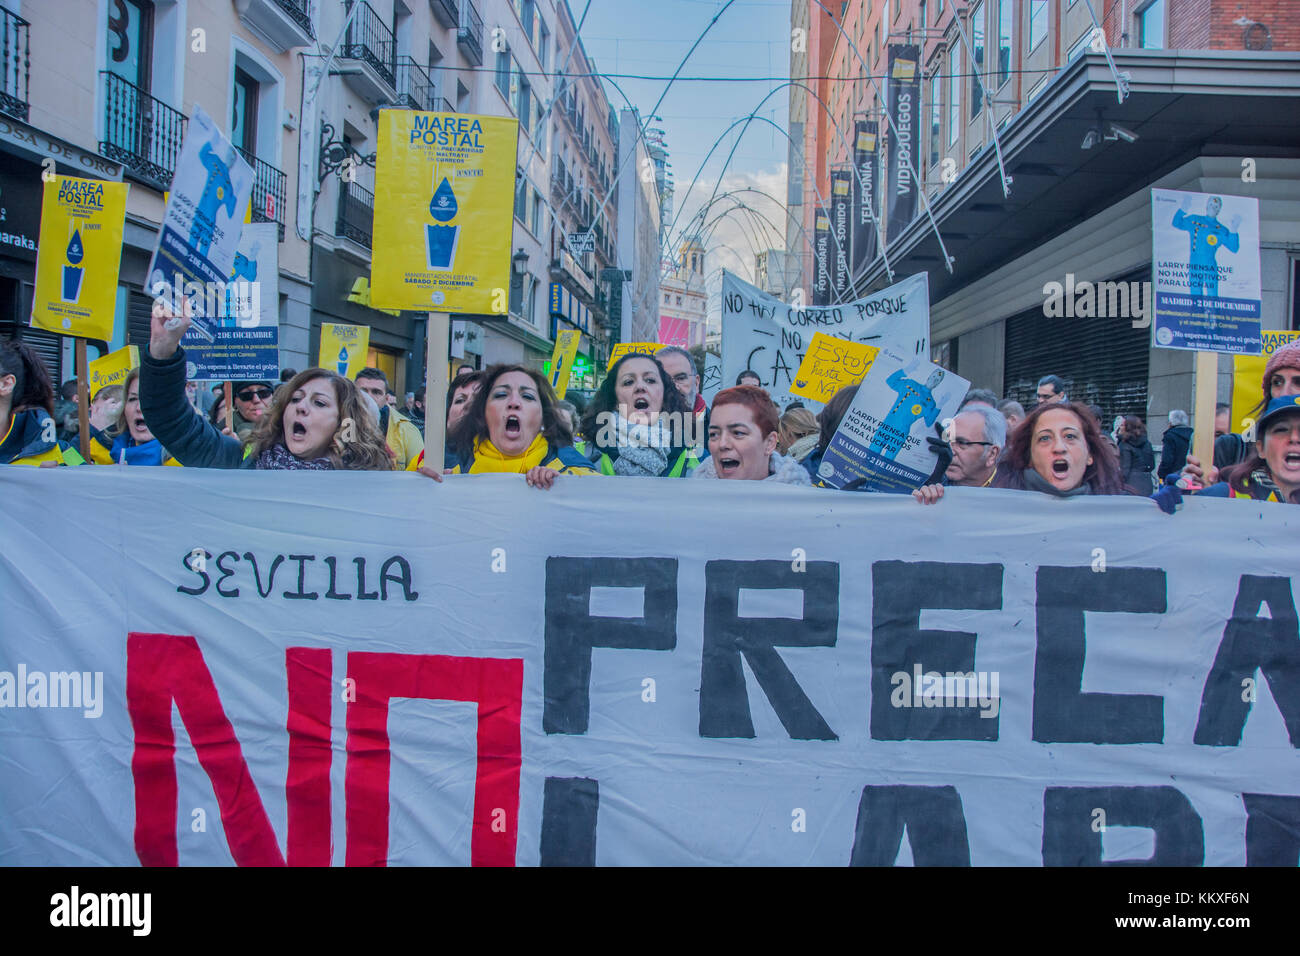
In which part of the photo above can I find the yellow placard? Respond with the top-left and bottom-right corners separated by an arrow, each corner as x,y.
607,342 -> 665,366
371,112 -> 519,313
31,176 -> 128,340
548,330 -> 582,399
892,57 -> 917,81
319,323 -> 371,380
790,332 -> 881,404
1231,330 -> 1300,433
87,344 -> 139,394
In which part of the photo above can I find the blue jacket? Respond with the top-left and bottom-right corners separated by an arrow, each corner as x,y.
139,347 -> 255,469
1,408 -> 82,466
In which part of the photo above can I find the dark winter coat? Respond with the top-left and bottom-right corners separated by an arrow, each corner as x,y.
1157,424 -> 1194,479
1118,435 -> 1156,495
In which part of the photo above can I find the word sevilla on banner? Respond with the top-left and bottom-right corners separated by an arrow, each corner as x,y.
1,469 -> 1297,866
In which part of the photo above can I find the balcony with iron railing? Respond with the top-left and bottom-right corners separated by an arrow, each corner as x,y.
457,0 -> 483,66
394,56 -> 435,111
0,7 -> 30,122
336,178 -> 374,250
235,147 -> 288,241
428,0 -> 459,29
233,0 -> 314,52
339,1 -> 395,103
99,72 -> 187,191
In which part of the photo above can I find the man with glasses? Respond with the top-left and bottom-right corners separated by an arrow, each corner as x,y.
657,346 -> 709,455
231,379 -> 274,441
1035,374 -> 1069,406
943,404 -> 1007,487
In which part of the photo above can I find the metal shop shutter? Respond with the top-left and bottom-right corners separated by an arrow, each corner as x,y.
1003,305 -> 1150,428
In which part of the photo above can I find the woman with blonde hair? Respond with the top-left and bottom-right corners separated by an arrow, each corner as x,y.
778,406 -> 820,462
139,299 -> 393,470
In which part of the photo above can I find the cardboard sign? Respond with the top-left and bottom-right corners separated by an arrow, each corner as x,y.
371,112 -> 519,313
31,176 -> 128,340
319,323 -> 370,380
722,270 -> 929,411
701,352 -> 722,404
145,106 -> 254,343
86,344 -> 139,394
1151,188 -> 1262,354
815,347 -> 969,492
607,342 -> 665,366
548,329 -> 582,399
790,331 -> 880,404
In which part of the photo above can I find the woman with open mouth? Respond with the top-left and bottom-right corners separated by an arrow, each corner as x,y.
577,352 -> 699,478
443,364 -> 596,488
1195,395 -> 1300,504
139,299 -> 393,471
692,386 -> 811,485
992,401 -> 1127,496
100,368 -> 181,466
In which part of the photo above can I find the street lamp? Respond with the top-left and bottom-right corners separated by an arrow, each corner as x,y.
512,249 -> 530,274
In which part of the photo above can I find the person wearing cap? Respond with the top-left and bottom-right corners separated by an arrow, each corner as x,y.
231,379 -> 274,441
1195,395 -> 1300,504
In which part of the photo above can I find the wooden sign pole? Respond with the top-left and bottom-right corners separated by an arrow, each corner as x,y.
75,338 -> 90,460
1191,350 -> 1218,479
224,382 -> 235,436
425,312 -> 451,472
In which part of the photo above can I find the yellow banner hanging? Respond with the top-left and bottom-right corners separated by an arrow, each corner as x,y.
319,323 -> 371,380
31,176 -> 128,340
1231,329 -> 1300,434
790,332 -> 880,404
370,112 -> 519,314
548,330 -> 582,399
87,344 -> 139,395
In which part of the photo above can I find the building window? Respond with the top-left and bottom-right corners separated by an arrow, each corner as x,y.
494,47 -> 510,98
513,62 -> 531,131
970,2 -> 984,119
1138,0 -> 1165,49
929,72 -> 941,166
997,0 -> 1012,87
948,43 -> 961,147
1029,0 -> 1047,52
107,0 -> 154,90
231,66 -> 259,154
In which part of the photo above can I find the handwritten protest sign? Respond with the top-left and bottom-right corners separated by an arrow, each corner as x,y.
31,176 -> 128,340
701,352 -> 722,404
722,270 -> 929,411
607,342 -> 665,366
2,470 -> 1296,865
816,347 -> 969,492
790,332 -> 880,403
145,106 -> 253,343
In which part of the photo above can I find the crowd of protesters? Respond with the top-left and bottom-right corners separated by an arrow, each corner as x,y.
3,298 -> 1297,509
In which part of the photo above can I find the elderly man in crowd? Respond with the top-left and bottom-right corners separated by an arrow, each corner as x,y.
913,404 -> 1008,504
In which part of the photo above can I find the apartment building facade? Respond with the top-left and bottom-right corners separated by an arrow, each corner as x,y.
659,235 -> 706,349
0,0 -> 312,380
616,106 -> 661,344
793,0 -> 1300,429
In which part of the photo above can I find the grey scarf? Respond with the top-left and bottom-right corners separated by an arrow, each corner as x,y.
607,413 -> 671,477
1021,467 -> 1092,497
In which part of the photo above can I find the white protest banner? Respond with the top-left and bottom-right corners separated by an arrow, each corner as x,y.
721,270 -> 929,410
1151,189 -> 1262,354
2,469 -> 1297,866
701,351 -> 722,404
182,222 -> 280,381
816,347 -> 969,492
146,106 -> 254,343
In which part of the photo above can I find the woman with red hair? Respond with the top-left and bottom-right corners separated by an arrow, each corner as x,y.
692,386 -> 811,485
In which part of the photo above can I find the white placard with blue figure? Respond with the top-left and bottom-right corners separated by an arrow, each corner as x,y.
817,347 -> 969,493
145,106 -> 254,343
1151,188 -> 1261,355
